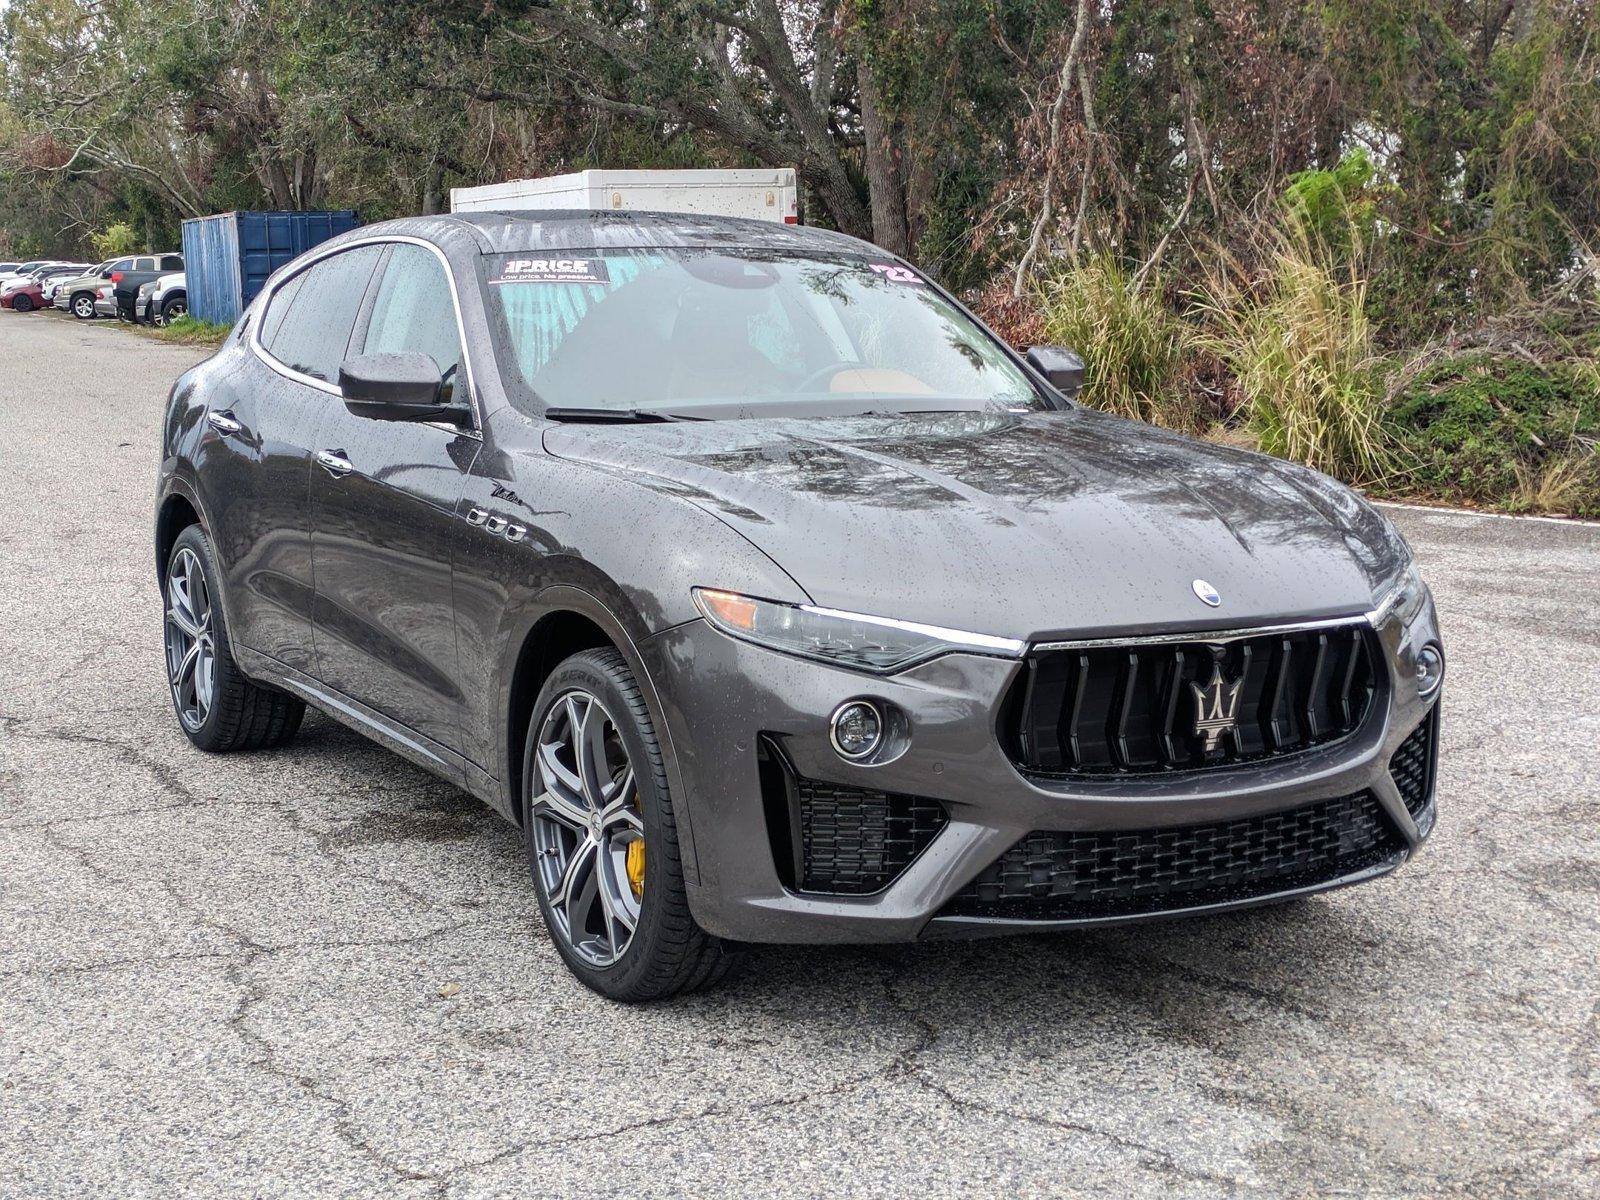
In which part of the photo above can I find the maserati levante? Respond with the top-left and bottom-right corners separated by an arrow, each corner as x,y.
155,212 -> 1443,1000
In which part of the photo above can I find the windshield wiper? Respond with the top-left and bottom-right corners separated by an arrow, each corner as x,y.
541,406 -> 705,424
542,407 -> 680,424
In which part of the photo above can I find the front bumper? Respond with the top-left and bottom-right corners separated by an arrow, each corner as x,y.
640,598 -> 1441,944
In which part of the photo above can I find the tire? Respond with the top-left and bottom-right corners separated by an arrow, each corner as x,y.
13,294 -> 32,313
71,293 -> 95,320
159,295 -> 187,326
162,524 -> 305,752
523,647 -> 732,1001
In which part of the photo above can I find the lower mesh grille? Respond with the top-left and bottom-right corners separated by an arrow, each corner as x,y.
942,790 -> 1402,921
1389,711 -> 1437,817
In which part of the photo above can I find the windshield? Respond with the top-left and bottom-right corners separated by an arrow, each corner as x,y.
480,250 -> 1044,418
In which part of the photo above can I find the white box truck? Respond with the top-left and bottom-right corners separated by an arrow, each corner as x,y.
449,168 -> 798,223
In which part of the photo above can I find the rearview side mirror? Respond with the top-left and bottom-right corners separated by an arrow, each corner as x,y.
1025,345 -> 1087,399
338,352 -> 469,426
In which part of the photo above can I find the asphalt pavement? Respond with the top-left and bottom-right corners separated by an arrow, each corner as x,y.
1,310 -> 1596,1198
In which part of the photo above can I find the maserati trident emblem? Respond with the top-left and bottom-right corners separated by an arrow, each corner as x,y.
1191,663 -> 1244,752
1192,579 -> 1222,607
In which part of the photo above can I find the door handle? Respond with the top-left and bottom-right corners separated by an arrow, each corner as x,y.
207,410 -> 242,436
316,449 -> 355,478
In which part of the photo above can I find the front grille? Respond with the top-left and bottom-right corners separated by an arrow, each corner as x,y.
1389,710 -> 1437,817
1010,625 -> 1380,776
758,742 -> 948,895
942,790 -> 1403,921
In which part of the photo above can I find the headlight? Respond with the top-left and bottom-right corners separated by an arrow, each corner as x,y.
1379,561 -> 1430,627
693,588 -> 1025,673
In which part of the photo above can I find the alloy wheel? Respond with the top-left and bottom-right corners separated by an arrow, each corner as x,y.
530,690 -> 645,967
164,547 -> 216,732
72,296 -> 93,319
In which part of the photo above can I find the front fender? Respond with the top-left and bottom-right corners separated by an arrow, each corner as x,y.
488,583 -> 708,881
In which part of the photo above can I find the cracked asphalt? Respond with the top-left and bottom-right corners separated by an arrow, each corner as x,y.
2,310 -> 1597,1198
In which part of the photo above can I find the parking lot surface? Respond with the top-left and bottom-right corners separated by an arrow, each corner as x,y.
2,311 -> 1597,1198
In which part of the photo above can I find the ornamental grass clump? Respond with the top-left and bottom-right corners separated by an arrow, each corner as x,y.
1196,228 -> 1399,486
1035,254 -> 1197,430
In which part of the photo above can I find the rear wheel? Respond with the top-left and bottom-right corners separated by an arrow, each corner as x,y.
163,525 -> 305,752
71,293 -> 95,320
524,648 -> 732,1001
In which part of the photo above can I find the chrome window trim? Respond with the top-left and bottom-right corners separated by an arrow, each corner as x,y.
247,234 -> 482,435
1031,605 -> 1392,653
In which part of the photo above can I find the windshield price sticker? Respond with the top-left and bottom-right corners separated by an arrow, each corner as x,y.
492,257 -> 611,285
867,263 -> 924,285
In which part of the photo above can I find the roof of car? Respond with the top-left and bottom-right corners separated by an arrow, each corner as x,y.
348,210 -> 882,259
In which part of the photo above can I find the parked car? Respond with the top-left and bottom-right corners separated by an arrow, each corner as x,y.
0,264 -> 81,311
0,262 -> 19,276
39,263 -> 91,305
0,260 -> 58,285
136,271 -> 186,326
155,213 -> 1443,1002
0,281 -> 44,311
108,253 -> 183,320
52,261 -> 113,319
93,280 -> 121,319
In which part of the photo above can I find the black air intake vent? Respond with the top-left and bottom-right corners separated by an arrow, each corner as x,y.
1389,711 -> 1438,817
758,742 -> 947,896
1010,625 -> 1380,776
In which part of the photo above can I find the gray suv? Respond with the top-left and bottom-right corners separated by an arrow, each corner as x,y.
154,213 -> 1443,1001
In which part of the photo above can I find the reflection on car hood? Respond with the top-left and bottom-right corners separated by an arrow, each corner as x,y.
543,408 -> 1407,640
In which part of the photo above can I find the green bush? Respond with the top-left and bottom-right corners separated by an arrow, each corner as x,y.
1034,255 -> 1196,429
1389,355 -> 1600,517
90,222 -> 142,259
1282,148 -> 1385,256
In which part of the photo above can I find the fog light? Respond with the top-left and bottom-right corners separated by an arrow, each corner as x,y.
830,700 -> 883,761
1416,643 -> 1444,699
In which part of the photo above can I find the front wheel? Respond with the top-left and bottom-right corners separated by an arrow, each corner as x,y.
163,525 -> 305,752
523,648 -> 732,1001
159,296 -> 187,326
12,295 -> 32,313
71,294 -> 95,320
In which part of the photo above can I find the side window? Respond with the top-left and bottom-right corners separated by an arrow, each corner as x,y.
258,271 -> 305,348
261,247 -> 383,383
360,244 -> 465,404
160,255 -> 183,271
108,259 -> 134,275
135,257 -> 157,272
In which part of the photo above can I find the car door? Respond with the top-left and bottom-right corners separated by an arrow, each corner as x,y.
309,240 -> 480,756
205,245 -> 385,671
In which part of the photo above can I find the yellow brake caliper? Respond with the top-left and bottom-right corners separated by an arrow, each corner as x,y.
626,837 -> 646,899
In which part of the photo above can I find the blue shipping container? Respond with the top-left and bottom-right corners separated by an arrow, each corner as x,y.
181,210 -> 361,325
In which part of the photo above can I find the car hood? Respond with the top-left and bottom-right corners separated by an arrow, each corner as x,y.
543,408 -> 1408,640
